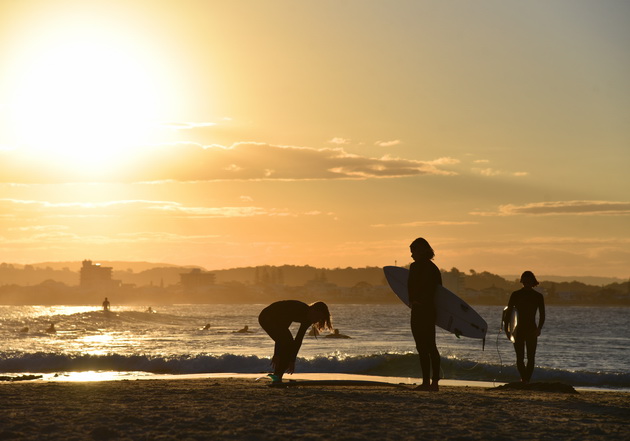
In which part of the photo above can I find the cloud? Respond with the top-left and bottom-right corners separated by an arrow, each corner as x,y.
472,167 -> 528,177
9,225 -> 69,232
2,230 -> 222,246
328,137 -> 351,145
134,142 -> 459,182
372,220 -> 478,227
0,142 -> 460,183
162,121 -> 217,130
375,140 -> 401,147
0,198 -> 331,220
471,200 -> 630,216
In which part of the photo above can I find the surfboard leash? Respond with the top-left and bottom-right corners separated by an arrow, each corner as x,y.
493,325 -> 504,387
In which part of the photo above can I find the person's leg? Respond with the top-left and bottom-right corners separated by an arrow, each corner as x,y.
524,335 -> 538,383
427,327 -> 440,386
268,328 -> 293,379
259,317 -> 294,381
411,308 -> 439,389
513,339 -> 526,382
411,308 -> 431,385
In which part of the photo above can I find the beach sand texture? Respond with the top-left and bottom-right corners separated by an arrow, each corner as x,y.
0,378 -> 628,440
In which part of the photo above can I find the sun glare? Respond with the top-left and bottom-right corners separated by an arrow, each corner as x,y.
2,15 -> 179,174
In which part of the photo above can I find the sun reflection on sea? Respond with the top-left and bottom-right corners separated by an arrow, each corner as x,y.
48,371 -> 144,382
77,333 -> 116,355
33,306 -> 101,318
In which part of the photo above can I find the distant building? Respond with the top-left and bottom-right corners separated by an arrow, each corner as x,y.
80,260 -> 118,289
180,268 -> 216,290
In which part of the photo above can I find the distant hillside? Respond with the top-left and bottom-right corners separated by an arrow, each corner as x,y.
501,274 -> 626,286
30,261 -> 194,273
1,261 -> 626,288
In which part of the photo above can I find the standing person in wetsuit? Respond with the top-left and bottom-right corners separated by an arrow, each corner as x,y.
408,237 -> 442,391
507,271 -> 545,383
258,300 -> 332,384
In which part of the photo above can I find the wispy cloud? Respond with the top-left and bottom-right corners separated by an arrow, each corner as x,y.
162,121 -> 217,130
328,137 -> 351,145
0,198 -> 332,219
471,201 -> 630,216
2,230 -> 222,246
472,167 -> 528,177
136,143 -> 459,182
0,142 -> 460,183
372,220 -> 478,227
375,140 -> 401,147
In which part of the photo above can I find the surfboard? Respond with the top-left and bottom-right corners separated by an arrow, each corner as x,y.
268,379 -> 408,389
383,266 -> 487,343
501,306 -> 518,343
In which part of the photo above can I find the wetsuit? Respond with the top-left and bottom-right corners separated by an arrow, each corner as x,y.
507,287 -> 545,382
258,300 -> 311,376
408,259 -> 442,385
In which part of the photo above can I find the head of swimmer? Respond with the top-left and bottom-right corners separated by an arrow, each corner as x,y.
410,237 -> 435,262
308,301 -> 333,332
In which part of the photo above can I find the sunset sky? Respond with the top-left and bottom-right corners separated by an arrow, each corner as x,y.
1,0 -> 628,278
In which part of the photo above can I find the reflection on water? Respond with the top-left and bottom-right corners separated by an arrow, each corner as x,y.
0,304 -> 628,383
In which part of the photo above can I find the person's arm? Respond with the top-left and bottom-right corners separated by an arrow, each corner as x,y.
286,323 -> 310,373
292,323 -> 309,356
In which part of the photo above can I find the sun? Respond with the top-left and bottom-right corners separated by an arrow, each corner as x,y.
1,9 -> 180,175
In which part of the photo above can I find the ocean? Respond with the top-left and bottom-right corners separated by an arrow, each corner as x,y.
1,304 -> 628,391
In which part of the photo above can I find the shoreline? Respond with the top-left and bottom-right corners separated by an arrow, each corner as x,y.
2,371 -> 628,393
0,376 -> 628,440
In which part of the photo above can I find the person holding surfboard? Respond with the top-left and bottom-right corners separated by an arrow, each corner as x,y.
408,237 -> 442,391
258,300 -> 332,384
507,271 -> 546,384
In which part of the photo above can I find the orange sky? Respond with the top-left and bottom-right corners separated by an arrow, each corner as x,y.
1,1 -> 629,278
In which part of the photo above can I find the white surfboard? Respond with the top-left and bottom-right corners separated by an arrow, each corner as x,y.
501,306 -> 518,343
383,266 -> 487,342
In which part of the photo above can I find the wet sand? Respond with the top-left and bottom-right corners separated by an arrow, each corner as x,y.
0,377 -> 628,440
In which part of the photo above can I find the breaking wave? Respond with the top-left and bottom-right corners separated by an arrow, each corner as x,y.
1,352 -> 628,390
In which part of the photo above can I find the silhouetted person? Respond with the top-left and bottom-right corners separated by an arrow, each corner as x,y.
408,237 -> 442,391
235,325 -> 253,333
202,323 -> 211,330
102,297 -> 110,312
46,323 -> 56,334
325,329 -> 351,339
19,326 -> 29,334
258,300 -> 332,384
507,271 -> 545,383
146,306 -> 154,313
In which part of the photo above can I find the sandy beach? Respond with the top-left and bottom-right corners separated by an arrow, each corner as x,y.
0,376 -> 628,441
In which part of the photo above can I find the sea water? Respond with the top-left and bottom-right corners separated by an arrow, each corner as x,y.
0,304 -> 628,390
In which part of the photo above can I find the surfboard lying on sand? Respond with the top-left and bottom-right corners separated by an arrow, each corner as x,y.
501,306 -> 518,343
383,266 -> 487,344
268,379 -> 408,389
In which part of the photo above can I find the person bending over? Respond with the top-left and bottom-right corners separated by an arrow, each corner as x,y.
258,300 -> 332,383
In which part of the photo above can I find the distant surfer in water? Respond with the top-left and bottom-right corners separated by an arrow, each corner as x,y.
234,325 -> 253,333
102,297 -> 110,312
507,271 -> 545,383
408,237 -> 442,391
258,300 -> 332,384
325,329 -> 351,339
